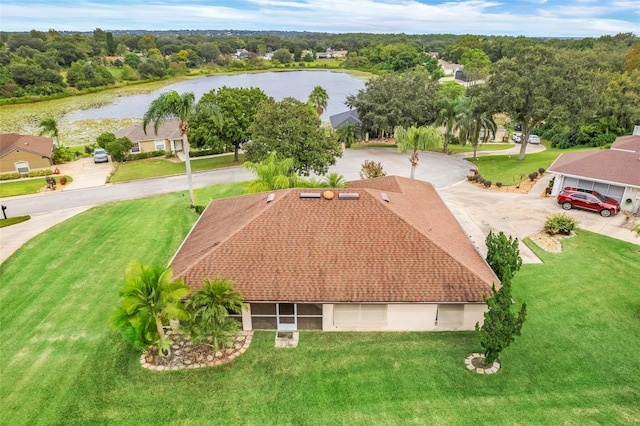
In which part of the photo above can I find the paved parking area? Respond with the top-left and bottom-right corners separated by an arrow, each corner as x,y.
55,157 -> 112,190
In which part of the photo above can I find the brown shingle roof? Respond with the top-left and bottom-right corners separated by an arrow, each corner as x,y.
548,147 -> 640,188
172,177 -> 497,303
115,118 -> 184,142
0,133 -> 53,158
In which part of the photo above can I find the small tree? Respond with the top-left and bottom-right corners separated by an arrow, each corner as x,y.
395,125 -> 442,179
476,271 -> 527,364
485,231 -> 522,281
321,172 -> 347,188
243,152 -> 299,192
185,277 -> 245,350
39,118 -> 60,145
106,137 -> 133,162
96,132 -> 116,150
360,160 -> 386,179
110,261 -> 190,355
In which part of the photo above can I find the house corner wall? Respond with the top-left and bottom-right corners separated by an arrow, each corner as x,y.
463,304 -> 488,329
241,305 -> 252,331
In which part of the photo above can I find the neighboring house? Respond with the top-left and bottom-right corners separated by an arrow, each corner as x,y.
115,119 -> 185,154
231,49 -> 250,60
549,135 -> 640,214
0,133 -> 53,174
329,109 -> 361,130
438,59 -> 461,75
170,176 -> 498,332
316,48 -> 348,59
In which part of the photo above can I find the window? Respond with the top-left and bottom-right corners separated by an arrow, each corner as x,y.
334,304 -> 387,326
131,142 -> 140,153
248,303 -> 323,330
436,304 -> 464,326
154,140 -> 165,151
15,161 -> 29,174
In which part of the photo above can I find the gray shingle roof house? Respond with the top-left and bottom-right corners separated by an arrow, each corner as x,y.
549,135 -> 640,214
0,134 -> 53,174
329,109 -> 361,130
115,119 -> 185,154
170,176 -> 498,332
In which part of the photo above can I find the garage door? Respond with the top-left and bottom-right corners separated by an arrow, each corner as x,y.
562,177 -> 625,202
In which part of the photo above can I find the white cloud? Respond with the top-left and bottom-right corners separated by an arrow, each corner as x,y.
0,0 -> 637,37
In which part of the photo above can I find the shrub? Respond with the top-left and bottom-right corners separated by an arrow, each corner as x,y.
59,176 -> 68,185
0,173 -> 21,181
483,180 -> 492,187
27,169 -> 53,177
528,172 -> 538,181
538,167 -> 545,175
495,181 -> 503,188
193,204 -> 206,215
359,160 -> 386,179
545,213 -> 578,235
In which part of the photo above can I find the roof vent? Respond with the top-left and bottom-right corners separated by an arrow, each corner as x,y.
338,192 -> 359,200
323,190 -> 335,200
266,193 -> 275,203
381,192 -> 390,203
300,192 -> 321,199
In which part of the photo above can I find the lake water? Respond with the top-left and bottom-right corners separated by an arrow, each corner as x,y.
65,71 -> 366,122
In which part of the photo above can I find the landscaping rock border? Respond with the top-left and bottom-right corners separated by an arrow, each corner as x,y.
140,330 -> 253,371
465,353 -> 501,375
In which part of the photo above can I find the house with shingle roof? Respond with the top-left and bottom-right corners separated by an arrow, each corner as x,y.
329,109 -> 361,130
115,118 -> 185,155
170,176 -> 498,332
0,133 -> 53,174
549,135 -> 640,215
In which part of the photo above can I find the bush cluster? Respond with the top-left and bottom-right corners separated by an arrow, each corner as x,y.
528,172 -> 538,181
190,148 -> 227,158
545,213 -> 578,235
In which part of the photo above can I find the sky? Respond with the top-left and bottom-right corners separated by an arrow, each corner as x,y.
1,0 -> 638,38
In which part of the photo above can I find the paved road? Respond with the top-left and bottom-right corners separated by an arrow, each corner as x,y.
2,144 -> 638,264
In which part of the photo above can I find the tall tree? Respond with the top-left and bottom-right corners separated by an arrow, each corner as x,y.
38,118 -> 60,145
110,261 -> 190,355
143,91 -> 222,207
191,86 -> 268,162
395,125 -> 443,179
346,71 -> 440,138
485,231 -> 522,282
308,85 -> 329,116
482,46 -> 556,160
246,97 -> 342,176
475,271 -> 527,364
335,122 -> 360,148
185,277 -> 245,350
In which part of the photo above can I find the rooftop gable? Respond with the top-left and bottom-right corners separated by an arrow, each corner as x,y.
611,135 -> 640,153
115,118 -> 184,142
0,133 -> 53,158
549,148 -> 640,187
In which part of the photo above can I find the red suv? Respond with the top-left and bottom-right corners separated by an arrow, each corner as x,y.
557,187 -> 620,217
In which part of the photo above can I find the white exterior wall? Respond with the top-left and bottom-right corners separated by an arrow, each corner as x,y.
622,186 -> 640,214
241,305 -> 252,331
322,303 -> 487,332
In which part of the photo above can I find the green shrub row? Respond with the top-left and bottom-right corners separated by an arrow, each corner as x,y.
0,169 -> 53,181
126,150 -> 166,161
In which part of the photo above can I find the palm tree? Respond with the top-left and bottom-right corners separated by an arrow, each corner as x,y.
395,125 -> 443,179
110,261 -> 190,355
308,85 -> 329,117
39,118 -> 60,145
321,172 -> 347,188
436,97 -> 464,153
243,152 -> 299,192
455,97 -> 497,159
143,91 -> 221,207
186,277 -> 245,350
335,122 -> 360,148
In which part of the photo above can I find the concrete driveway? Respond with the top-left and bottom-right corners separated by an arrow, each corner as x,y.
55,157 -> 112,190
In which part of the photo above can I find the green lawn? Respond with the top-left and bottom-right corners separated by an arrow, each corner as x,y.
1,183 -> 639,424
469,143 -> 596,184
0,215 -> 30,228
0,176 -> 73,198
110,154 -> 245,183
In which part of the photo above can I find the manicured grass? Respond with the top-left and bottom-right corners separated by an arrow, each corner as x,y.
1,183 -> 639,424
110,154 -> 245,183
0,176 -> 73,198
469,143 -> 596,183
0,215 -> 30,228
